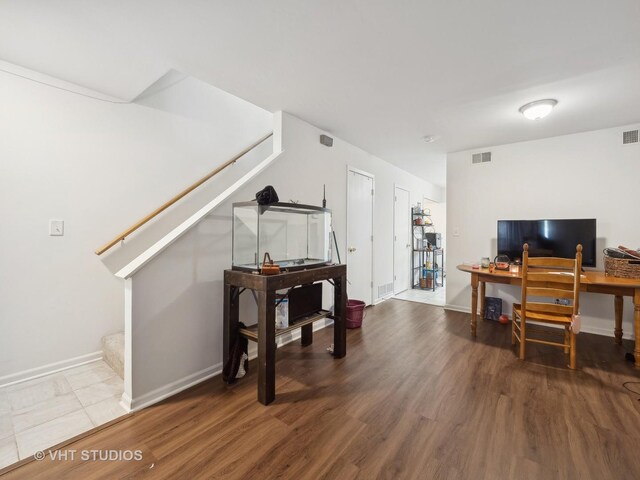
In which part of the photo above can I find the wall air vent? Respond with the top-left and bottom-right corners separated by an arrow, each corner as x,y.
623,129 -> 639,145
472,152 -> 492,164
378,283 -> 393,299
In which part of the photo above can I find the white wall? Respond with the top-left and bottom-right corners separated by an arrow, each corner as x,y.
0,66 -> 272,384
128,112 -> 442,406
446,123 -> 640,338
273,114 -> 442,298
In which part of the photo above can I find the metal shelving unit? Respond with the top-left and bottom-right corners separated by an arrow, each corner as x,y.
411,213 -> 444,291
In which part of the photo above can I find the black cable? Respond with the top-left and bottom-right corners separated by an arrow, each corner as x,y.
275,287 -> 296,307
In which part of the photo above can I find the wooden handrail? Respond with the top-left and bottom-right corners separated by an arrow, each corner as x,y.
95,132 -> 273,255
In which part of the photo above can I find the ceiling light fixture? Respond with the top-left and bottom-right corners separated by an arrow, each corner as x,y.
423,135 -> 439,143
519,99 -> 558,120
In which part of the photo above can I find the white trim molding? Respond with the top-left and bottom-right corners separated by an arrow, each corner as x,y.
0,351 -> 102,389
127,363 -> 222,412
444,304 -> 471,314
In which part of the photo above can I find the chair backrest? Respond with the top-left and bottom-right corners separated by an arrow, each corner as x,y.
520,243 -> 583,318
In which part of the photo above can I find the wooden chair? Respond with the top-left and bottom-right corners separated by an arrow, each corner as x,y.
512,243 -> 582,369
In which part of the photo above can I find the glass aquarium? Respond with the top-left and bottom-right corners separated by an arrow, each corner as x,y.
232,202 -> 332,272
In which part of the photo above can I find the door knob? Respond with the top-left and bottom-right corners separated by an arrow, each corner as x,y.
406,244 -> 411,248
348,246 -> 357,253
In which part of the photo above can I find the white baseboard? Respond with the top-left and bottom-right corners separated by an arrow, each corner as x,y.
444,304 -> 471,314
128,363 -> 222,412
579,324 -> 634,340
373,294 -> 392,305
0,351 -> 103,389
129,318 -> 334,412
120,392 -> 133,412
443,304 -> 633,340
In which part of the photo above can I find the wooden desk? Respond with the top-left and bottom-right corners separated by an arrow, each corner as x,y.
457,264 -> 640,368
223,264 -> 347,405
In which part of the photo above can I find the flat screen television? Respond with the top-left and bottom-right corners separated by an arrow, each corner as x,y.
497,219 -> 596,267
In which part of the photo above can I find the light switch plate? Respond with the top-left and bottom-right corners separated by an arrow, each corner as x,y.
49,220 -> 64,236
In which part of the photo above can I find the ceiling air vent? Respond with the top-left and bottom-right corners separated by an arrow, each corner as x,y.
472,151 -> 492,164
623,129 -> 639,145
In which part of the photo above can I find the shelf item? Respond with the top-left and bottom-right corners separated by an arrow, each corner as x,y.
410,204 -> 444,291
239,310 -> 331,342
425,232 -> 442,249
413,216 -> 433,226
413,248 -> 444,291
412,205 -> 430,216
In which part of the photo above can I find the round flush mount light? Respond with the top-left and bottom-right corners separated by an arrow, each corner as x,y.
423,135 -> 440,143
519,99 -> 558,120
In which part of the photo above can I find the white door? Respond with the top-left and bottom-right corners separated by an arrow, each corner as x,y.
394,186 -> 411,294
347,169 -> 374,305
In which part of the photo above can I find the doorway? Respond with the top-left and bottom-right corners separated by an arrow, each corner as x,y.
346,167 -> 374,305
393,186 -> 411,294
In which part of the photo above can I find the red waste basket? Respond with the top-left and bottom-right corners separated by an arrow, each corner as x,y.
346,300 -> 366,329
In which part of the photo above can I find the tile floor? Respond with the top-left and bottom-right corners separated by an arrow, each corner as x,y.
0,360 -> 126,470
394,283 -> 446,306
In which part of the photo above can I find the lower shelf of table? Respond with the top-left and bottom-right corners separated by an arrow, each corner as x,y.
239,309 -> 332,342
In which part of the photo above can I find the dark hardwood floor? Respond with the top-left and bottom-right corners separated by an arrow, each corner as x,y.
3,299 -> 640,479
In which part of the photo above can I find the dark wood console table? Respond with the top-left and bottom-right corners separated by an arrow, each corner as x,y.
223,264 -> 347,405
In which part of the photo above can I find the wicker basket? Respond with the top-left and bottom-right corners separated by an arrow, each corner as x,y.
604,255 -> 640,279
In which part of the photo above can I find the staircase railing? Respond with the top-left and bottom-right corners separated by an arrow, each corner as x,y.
95,131 -> 273,255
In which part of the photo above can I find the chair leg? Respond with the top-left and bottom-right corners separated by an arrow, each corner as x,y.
519,317 -> 526,361
564,326 -> 570,354
511,307 -> 516,346
569,329 -> 577,370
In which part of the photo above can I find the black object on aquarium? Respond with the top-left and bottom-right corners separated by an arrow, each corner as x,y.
255,185 -> 279,205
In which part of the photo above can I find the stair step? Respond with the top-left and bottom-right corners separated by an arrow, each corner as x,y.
102,332 -> 124,379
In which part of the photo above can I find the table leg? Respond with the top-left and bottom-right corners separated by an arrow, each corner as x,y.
333,274 -> 347,358
614,295 -> 623,345
257,289 -> 276,405
223,283 -> 239,370
634,289 -> 640,369
479,281 -> 486,321
471,273 -> 479,337
301,324 -> 313,346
